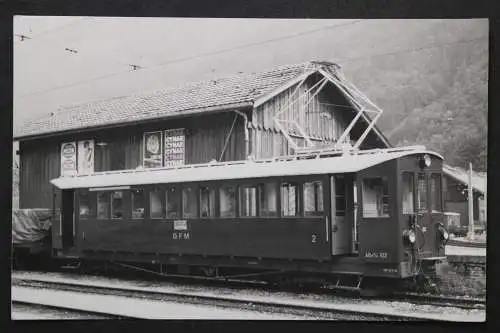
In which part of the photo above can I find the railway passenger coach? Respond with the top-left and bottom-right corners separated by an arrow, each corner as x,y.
49,146 -> 449,288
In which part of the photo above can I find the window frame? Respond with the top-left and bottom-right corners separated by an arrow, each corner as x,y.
110,190 -> 126,220
258,181 -> 279,218
430,173 -> 443,213
303,180 -> 325,217
165,185 -> 182,220
199,184 -> 217,219
149,187 -> 165,219
401,172 -> 415,215
416,172 -> 428,213
96,191 -> 110,220
219,184 -> 237,219
181,184 -> 199,219
239,185 -> 259,218
130,188 -> 146,220
78,190 -> 94,219
361,176 -> 390,218
280,180 -> 301,217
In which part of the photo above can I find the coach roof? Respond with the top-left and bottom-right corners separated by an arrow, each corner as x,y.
50,148 -> 443,190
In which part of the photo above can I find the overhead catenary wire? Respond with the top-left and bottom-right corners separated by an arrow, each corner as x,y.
15,25 -> 487,100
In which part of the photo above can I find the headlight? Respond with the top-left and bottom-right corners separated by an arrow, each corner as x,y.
403,229 -> 416,244
437,224 -> 449,243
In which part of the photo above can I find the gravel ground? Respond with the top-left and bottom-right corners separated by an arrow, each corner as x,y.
12,271 -> 485,321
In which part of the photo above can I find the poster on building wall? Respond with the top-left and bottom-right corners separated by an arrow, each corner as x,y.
164,128 -> 185,167
143,131 -> 163,168
77,140 -> 94,175
60,142 -> 77,177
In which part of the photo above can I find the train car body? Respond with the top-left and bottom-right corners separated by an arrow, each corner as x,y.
49,146 -> 448,282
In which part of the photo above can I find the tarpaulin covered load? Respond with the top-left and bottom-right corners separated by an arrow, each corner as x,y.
12,209 -> 52,246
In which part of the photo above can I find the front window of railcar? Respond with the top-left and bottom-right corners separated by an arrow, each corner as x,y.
402,173 -> 415,215
362,178 -> 389,218
417,173 -> 428,213
430,174 -> 442,213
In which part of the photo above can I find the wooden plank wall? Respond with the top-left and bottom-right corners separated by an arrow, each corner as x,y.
19,111 -> 247,209
251,74 -> 387,159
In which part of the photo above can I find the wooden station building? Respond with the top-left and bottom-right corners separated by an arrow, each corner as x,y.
13,61 -> 393,210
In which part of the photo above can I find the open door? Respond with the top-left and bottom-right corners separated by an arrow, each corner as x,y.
61,189 -> 75,249
331,176 -> 350,255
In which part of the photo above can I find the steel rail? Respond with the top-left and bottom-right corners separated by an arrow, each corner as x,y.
11,276 -> 481,321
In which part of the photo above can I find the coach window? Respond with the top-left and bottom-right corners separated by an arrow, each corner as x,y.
97,192 -> 109,219
200,186 -> 216,218
362,178 -> 389,218
166,187 -> 180,219
335,177 -> 346,217
220,186 -> 236,218
79,192 -> 93,218
259,183 -> 278,217
150,189 -> 164,219
417,173 -> 427,212
430,174 -> 442,213
240,185 -> 257,217
304,181 -> 324,216
111,191 -> 124,219
402,173 -> 415,214
131,189 -> 145,219
182,186 -> 198,218
281,182 -> 299,216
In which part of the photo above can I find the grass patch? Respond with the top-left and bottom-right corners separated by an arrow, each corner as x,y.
433,262 -> 486,297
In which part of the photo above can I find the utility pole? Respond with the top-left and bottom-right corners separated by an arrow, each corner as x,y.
468,162 -> 474,241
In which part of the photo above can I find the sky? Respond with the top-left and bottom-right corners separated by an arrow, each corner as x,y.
13,17 -> 488,134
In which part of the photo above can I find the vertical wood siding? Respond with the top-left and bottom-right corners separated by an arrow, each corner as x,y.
251,74 -> 386,159
19,111 -> 247,209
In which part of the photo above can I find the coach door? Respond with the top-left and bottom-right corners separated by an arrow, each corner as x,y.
331,175 -> 350,255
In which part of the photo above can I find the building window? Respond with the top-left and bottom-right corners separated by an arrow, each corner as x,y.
402,173 -> 415,214
240,186 -> 257,217
150,189 -> 164,219
430,174 -> 442,213
362,178 -> 389,218
259,183 -> 278,217
111,191 -> 124,219
182,186 -> 198,218
417,173 -> 427,212
281,182 -> 299,216
131,189 -> 145,219
97,192 -> 109,219
95,141 -> 126,172
166,187 -> 180,219
335,177 -> 346,217
304,181 -> 324,216
79,192 -> 92,218
200,186 -> 216,218
220,186 -> 236,218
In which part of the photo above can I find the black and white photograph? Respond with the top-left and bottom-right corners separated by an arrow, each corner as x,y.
11,16 -> 487,321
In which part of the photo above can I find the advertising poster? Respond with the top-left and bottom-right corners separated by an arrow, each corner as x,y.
143,131 -> 163,168
77,139 -> 94,176
164,128 -> 185,167
60,142 -> 77,177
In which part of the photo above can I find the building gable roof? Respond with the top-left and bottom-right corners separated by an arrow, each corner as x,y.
443,164 -> 487,194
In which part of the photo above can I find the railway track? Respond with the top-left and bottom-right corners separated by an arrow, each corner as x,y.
11,300 -> 127,319
11,273 -> 485,321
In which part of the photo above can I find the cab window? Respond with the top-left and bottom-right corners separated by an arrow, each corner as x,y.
131,189 -> 145,219
111,191 -> 124,219
97,192 -> 109,219
362,177 -> 389,218
240,185 -> 257,217
402,173 -> 415,214
303,181 -> 324,216
417,173 -> 427,212
281,182 -> 299,216
430,174 -> 442,212
200,186 -> 216,218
